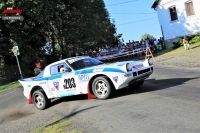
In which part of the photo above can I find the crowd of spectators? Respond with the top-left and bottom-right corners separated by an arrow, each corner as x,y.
69,37 -> 165,58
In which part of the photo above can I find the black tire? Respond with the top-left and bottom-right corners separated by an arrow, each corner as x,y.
92,76 -> 115,100
129,80 -> 144,88
32,90 -> 50,110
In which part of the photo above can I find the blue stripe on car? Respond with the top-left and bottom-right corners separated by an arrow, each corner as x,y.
75,68 -> 125,75
102,68 -> 125,73
75,68 -> 94,75
34,74 -> 62,81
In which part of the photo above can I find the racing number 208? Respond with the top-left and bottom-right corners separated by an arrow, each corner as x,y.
63,78 -> 76,89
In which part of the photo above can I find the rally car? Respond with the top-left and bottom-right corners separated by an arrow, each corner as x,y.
19,56 -> 154,110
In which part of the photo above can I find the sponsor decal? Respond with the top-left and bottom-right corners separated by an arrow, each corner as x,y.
51,88 -> 55,91
132,64 -> 144,70
68,57 -> 85,64
66,88 -> 76,92
78,74 -> 89,81
57,92 -> 75,97
39,82 -> 46,85
53,82 -> 59,90
113,76 -> 118,83
26,85 -> 31,88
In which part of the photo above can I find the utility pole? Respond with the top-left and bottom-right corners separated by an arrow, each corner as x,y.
12,46 -> 23,79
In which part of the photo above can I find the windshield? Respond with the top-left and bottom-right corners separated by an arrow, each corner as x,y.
68,57 -> 104,70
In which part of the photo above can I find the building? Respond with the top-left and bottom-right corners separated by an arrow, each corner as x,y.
152,0 -> 200,47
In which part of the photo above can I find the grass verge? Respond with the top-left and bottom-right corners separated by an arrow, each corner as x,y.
32,120 -> 82,133
155,42 -> 200,59
0,81 -> 22,93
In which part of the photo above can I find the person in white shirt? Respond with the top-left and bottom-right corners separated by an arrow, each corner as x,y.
154,39 -> 158,46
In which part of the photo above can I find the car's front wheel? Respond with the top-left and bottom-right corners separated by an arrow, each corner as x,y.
92,76 -> 115,100
32,90 -> 50,110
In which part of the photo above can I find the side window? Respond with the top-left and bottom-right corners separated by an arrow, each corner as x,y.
169,6 -> 178,21
50,62 -> 70,75
50,65 -> 59,75
185,1 -> 195,16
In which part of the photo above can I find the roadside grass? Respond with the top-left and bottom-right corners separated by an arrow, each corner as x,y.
155,42 -> 200,61
32,120 -> 83,133
0,81 -> 22,93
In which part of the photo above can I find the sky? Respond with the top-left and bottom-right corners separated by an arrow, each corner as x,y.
103,0 -> 162,43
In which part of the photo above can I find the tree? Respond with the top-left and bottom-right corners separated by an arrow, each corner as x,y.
141,33 -> 155,41
0,0 -> 116,79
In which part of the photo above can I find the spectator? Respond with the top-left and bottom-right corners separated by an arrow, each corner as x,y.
183,36 -> 190,51
58,54 -> 62,60
129,42 -> 133,50
34,60 -> 41,75
145,37 -> 150,47
89,49 -> 93,56
92,49 -> 97,57
154,38 -> 158,46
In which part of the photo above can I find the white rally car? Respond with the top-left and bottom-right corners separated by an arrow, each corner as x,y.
19,56 -> 153,110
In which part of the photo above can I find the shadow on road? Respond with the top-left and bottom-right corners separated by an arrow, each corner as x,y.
113,77 -> 199,98
50,94 -> 88,109
49,77 -> 199,109
44,105 -> 99,128
191,45 -> 200,49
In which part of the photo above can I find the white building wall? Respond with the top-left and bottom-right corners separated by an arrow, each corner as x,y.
156,0 -> 200,40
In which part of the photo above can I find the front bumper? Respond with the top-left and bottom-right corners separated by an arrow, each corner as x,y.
117,66 -> 153,89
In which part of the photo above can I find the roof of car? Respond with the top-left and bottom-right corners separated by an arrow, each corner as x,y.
64,56 -> 90,61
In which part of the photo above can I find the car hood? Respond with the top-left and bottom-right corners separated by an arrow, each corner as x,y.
92,61 -> 143,69
74,60 -> 145,74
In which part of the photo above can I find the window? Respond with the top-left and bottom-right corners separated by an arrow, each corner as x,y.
169,6 -> 178,21
185,1 -> 195,16
50,62 -> 69,75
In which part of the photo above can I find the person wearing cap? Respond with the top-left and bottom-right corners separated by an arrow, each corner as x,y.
183,36 -> 190,51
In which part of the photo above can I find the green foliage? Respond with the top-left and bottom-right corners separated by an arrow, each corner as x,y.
173,33 -> 200,49
189,34 -> 200,44
141,33 -> 155,41
0,0 -> 116,79
172,41 -> 182,49
0,81 -> 21,93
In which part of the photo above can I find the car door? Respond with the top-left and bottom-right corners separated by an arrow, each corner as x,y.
47,62 -> 81,98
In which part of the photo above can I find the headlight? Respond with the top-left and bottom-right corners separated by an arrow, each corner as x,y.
126,63 -> 132,72
148,58 -> 153,66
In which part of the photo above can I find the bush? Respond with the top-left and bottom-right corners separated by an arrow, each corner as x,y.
189,34 -> 200,44
173,33 -> 200,49
172,41 -> 181,49
172,39 -> 183,49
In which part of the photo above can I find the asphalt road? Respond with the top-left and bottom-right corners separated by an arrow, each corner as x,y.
0,64 -> 200,133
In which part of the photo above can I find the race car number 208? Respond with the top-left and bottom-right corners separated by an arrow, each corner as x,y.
63,78 -> 76,89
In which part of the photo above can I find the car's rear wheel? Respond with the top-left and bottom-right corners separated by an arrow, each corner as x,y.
32,90 -> 50,110
92,76 -> 115,100
129,80 -> 144,89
